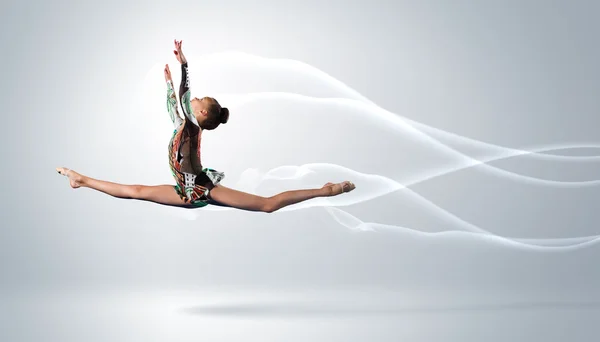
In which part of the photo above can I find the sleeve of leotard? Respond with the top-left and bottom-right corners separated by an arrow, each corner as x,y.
178,62 -> 199,127
166,80 -> 184,128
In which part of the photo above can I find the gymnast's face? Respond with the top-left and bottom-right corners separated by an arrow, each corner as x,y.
190,96 -> 226,130
191,97 -> 210,125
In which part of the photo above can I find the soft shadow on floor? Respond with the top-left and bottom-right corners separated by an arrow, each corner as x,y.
179,300 -> 600,318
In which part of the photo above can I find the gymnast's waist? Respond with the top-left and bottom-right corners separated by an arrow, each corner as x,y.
171,166 -> 225,186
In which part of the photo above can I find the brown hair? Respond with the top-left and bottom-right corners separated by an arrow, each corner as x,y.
201,97 -> 229,130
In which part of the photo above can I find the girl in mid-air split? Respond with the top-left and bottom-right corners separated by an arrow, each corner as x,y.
57,39 -> 355,213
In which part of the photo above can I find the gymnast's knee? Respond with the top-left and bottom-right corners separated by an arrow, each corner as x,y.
128,185 -> 146,199
261,197 -> 280,213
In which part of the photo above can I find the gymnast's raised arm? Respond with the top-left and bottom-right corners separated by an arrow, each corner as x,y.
164,64 -> 183,128
173,39 -> 199,127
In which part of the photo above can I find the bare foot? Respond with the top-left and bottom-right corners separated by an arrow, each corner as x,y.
56,167 -> 84,189
324,181 -> 355,196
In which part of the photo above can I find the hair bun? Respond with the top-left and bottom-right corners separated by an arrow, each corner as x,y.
219,107 -> 229,124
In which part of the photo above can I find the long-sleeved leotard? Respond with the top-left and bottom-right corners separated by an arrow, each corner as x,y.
178,63 -> 199,127
175,63 -> 203,176
167,63 -> 221,206
166,80 -> 183,128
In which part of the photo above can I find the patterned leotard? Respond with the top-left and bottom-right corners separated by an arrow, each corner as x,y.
166,63 -> 224,206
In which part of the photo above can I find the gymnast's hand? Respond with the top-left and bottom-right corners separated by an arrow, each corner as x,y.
164,64 -> 173,83
173,39 -> 187,64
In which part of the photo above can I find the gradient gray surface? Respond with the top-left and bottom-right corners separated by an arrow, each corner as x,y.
1,1 -> 599,341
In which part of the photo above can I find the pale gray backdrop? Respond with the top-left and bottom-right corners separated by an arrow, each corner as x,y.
1,1 -> 599,341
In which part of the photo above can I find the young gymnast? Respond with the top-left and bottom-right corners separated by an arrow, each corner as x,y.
57,39 -> 355,212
